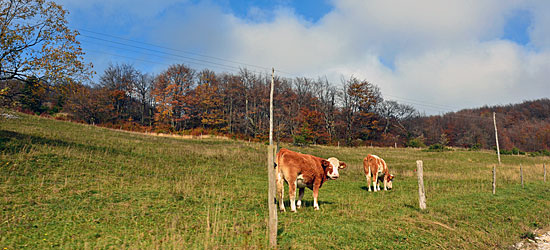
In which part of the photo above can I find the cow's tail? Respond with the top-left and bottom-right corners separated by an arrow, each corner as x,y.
273,148 -> 278,171
275,149 -> 284,204
368,164 -> 372,178
363,157 -> 371,177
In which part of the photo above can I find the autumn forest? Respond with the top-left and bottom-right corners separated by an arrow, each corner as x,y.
2,62 -> 549,153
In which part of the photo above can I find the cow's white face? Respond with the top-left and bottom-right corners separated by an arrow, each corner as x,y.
387,174 -> 394,190
326,157 -> 347,179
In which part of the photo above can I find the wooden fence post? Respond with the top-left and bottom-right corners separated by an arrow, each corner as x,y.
417,160 -> 426,210
520,164 -> 524,188
544,163 -> 547,183
267,68 -> 277,248
267,145 -> 276,247
493,112 -> 501,165
492,165 -> 496,195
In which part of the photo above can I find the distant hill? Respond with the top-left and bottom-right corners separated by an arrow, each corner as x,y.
404,98 -> 550,152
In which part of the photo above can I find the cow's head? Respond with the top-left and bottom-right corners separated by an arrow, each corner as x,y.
386,174 -> 394,190
323,157 -> 347,180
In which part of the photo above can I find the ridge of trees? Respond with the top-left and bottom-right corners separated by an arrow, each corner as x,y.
2,62 -> 549,153
405,99 -> 550,152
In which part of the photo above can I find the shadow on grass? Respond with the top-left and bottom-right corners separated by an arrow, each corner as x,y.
403,203 -> 417,210
277,227 -> 285,236
278,199 -> 335,210
360,186 -> 392,192
0,129 -> 130,156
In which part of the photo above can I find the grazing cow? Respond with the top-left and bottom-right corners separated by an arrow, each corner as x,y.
363,154 -> 394,192
276,148 -> 347,212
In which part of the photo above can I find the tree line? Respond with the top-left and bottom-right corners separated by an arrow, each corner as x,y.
2,61 -> 549,153
404,99 -> 550,153
1,62 -> 418,146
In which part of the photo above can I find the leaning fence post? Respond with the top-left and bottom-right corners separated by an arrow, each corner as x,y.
520,164 -> 524,188
417,160 -> 426,210
492,165 -> 496,195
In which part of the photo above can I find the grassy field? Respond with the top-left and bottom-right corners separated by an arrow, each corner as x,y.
1,112 -> 550,249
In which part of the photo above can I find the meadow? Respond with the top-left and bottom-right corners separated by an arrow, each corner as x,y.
1,112 -> 550,249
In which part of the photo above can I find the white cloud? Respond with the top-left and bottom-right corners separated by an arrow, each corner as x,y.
387,42 -> 529,108
527,1 -> 550,50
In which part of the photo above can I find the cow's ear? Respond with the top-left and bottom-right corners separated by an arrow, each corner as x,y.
339,162 -> 347,169
321,160 -> 330,169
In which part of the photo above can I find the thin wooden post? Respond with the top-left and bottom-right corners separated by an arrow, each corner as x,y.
520,164 -> 524,188
493,112 -> 501,165
492,165 -> 496,194
416,160 -> 426,210
267,68 -> 277,248
544,163 -> 546,183
492,112 -> 501,196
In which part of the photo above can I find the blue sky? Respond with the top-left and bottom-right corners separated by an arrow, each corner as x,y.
502,9 -> 532,46
57,0 -> 550,115
213,0 -> 333,23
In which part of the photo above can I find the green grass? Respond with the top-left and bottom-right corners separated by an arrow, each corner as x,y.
1,112 -> 550,249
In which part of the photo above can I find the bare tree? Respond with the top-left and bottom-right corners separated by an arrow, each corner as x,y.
133,72 -> 153,125
315,77 -> 337,142
377,100 -> 417,135
99,63 -> 139,121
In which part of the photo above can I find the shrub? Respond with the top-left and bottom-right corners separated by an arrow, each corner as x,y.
500,149 -> 512,155
511,147 -> 526,155
529,149 -> 550,157
469,143 -> 482,151
406,138 -> 426,148
500,147 -> 526,155
424,143 -> 452,152
293,134 -> 309,146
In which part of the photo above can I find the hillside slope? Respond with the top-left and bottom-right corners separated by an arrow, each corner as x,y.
1,112 -> 550,249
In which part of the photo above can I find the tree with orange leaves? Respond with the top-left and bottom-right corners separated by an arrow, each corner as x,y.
341,76 -> 382,144
195,69 -> 226,130
0,0 -> 92,83
151,64 -> 195,130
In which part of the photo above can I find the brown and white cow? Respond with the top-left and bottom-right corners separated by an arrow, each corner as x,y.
363,154 -> 394,192
276,148 -> 347,212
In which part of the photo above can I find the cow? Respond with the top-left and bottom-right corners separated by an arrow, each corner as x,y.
276,148 -> 347,212
363,154 -> 394,192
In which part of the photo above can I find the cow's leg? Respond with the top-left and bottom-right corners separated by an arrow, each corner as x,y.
366,167 -> 372,192
276,172 -> 286,212
297,188 -> 305,208
373,173 -> 379,192
289,178 -> 298,212
383,176 -> 388,191
366,173 -> 372,192
312,181 -> 321,210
